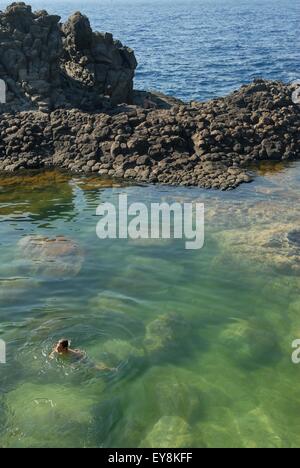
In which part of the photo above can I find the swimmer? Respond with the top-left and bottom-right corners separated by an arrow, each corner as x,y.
50,339 -> 117,372
50,339 -> 84,360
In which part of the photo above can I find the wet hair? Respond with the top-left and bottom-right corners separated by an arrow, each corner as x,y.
58,339 -> 69,349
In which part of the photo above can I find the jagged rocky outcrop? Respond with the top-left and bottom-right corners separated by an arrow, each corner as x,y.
0,2 -> 137,112
0,3 -> 299,190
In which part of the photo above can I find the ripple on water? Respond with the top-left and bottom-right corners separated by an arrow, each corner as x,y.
0,277 -> 38,306
2,382 -> 102,448
13,306 -> 146,391
2,160 -> 300,446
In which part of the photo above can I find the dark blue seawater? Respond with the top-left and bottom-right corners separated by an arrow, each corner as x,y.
0,0 -> 298,101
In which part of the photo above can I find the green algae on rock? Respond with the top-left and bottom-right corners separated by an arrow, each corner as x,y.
144,312 -> 191,360
2,383 -> 99,448
88,291 -> 140,315
199,406 -> 283,448
86,338 -> 145,371
140,416 -> 194,448
139,366 -> 204,424
220,318 -> 282,369
88,294 -> 146,340
236,407 -> 283,448
0,170 -> 74,219
213,223 -> 300,275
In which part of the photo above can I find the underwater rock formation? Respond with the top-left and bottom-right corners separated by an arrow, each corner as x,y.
141,366 -> 204,424
144,312 -> 190,359
214,223 -> 300,274
17,235 -> 84,278
3,382 -> 96,447
140,415 -> 194,448
87,338 -> 145,370
220,318 -> 282,369
199,406 -> 284,448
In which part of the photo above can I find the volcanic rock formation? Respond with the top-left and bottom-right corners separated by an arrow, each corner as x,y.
0,3 -> 299,191
0,2 -> 137,112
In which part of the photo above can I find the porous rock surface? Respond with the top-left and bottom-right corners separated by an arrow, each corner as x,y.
0,2 -> 137,112
0,3 -> 299,190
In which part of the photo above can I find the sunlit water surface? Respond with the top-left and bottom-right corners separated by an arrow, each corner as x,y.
1,164 -> 300,448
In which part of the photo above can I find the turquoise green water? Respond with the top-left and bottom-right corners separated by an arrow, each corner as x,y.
1,165 -> 300,448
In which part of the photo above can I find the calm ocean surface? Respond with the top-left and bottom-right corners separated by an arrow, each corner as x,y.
1,0 -> 300,449
0,0 -> 298,100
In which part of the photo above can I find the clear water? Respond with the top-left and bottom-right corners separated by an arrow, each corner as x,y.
0,0 -> 300,449
0,0 -> 298,101
1,165 -> 300,448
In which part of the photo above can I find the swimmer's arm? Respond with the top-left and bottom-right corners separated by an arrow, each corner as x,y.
94,362 -> 118,372
49,349 -> 56,360
69,348 -> 85,358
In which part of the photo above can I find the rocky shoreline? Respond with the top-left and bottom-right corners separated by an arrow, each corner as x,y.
0,3 -> 299,190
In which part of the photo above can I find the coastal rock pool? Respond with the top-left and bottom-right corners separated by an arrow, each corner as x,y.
1,163 -> 300,448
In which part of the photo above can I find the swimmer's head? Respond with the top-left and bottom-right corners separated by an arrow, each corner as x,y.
56,339 -> 69,353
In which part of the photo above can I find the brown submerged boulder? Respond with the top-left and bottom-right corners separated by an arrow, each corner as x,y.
17,235 -> 84,278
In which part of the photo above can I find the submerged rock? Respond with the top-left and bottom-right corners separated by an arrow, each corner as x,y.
236,407 -> 283,448
17,235 -> 84,278
199,407 -> 244,448
141,366 -> 203,424
206,199 -> 300,231
87,338 -> 145,370
0,170 -> 74,220
214,223 -> 300,274
220,319 -> 282,369
88,293 -> 146,338
199,406 -> 283,448
144,312 -> 190,359
73,176 -> 123,191
140,416 -> 194,448
101,338 -> 144,360
3,382 -> 98,448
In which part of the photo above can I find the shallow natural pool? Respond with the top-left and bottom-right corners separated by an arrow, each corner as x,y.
1,164 -> 300,448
